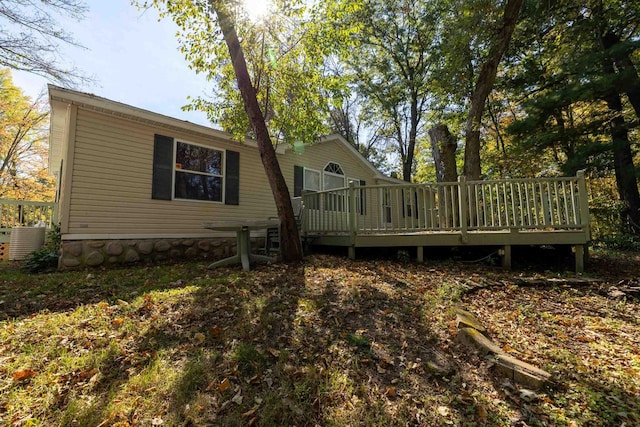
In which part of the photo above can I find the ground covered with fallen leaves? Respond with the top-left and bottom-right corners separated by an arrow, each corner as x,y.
1,249 -> 639,426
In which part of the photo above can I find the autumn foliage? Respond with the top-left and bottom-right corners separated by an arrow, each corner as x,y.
0,69 -> 54,201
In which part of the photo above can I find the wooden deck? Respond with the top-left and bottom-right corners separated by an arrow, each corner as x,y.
0,200 -> 57,243
300,172 -> 590,272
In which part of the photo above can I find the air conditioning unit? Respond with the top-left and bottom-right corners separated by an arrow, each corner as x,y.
9,227 -> 46,261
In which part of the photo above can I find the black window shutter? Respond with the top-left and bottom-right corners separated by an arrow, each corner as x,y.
152,134 -> 174,200
294,165 -> 304,197
225,150 -> 240,205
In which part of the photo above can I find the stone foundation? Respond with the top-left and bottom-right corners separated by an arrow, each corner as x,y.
59,237 -> 263,269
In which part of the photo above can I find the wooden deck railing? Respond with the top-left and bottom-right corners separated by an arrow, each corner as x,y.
0,199 -> 58,242
301,171 -> 590,239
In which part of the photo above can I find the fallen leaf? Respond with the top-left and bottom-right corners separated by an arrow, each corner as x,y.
209,326 -> 221,337
502,343 -> 515,353
268,347 -> 280,357
242,406 -> 258,418
386,386 -> 396,397
193,332 -> 205,345
13,368 -> 37,381
111,318 -> 124,327
78,368 -> 98,380
437,406 -> 451,416
476,404 -> 488,422
218,378 -> 231,392
231,391 -> 243,405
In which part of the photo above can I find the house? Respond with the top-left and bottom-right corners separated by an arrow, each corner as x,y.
48,85 -> 398,268
47,85 -> 591,272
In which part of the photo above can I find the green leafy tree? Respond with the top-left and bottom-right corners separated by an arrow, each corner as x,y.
136,0 -> 305,261
404,0 -> 522,182
180,1 -> 335,146
327,91 -> 397,174
457,0 -> 523,180
320,0 -> 439,182
506,0 -> 640,232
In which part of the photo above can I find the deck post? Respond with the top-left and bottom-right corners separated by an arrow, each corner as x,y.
576,170 -> 590,240
500,245 -> 512,269
417,246 -> 424,263
574,245 -> 585,273
458,176 -> 468,243
348,182 -> 357,260
348,181 -> 357,238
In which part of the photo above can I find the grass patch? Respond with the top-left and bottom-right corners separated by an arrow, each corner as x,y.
232,343 -> 266,376
345,332 -> 371,352
1,252 -> 639,426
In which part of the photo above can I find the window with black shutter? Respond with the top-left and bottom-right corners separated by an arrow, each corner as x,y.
152,135 -> 239,204
152,134 -> 174,200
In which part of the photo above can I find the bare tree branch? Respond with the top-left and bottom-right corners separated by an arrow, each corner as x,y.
0,0 -> 89,86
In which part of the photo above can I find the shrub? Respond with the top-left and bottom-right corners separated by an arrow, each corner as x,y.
597,233 -> 640,251
22,224 -> 61,273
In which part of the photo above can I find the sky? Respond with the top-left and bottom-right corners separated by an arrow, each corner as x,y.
12,0 -> 212,126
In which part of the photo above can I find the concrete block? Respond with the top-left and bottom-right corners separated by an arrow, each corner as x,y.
455,308 -> 487,335
456,327 -> 504,356
492,354 -> 551,390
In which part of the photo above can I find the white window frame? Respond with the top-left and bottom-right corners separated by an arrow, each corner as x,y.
173,139 -> 225,203
321,162 -> 347,212
322,162 -> 346,190
303,168 -> 321,192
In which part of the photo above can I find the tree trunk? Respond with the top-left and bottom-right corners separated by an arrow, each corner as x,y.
428,124 -> 458,182
429,124 -> 458,227
598,29 -> 640,232
602,31 -> 640,119
402,92 -> 420,183
604,90 -> 640,232
463,0 -> 523,180
213,1 -> 303,261
617,54 -> 640,119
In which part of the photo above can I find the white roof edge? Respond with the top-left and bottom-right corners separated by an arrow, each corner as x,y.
311,133 -> 391,180
47,85 -> 287,154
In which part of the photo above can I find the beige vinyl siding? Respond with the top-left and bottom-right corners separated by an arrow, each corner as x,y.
278,139 -> 384,231
67,108 -> 277,236
278,139 -> 378,189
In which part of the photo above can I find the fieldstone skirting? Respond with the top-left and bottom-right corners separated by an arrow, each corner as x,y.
59,237 -> 263,269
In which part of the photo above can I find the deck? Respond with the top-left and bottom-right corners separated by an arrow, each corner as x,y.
300,172 -> 590,272
0,200 -> 57,243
